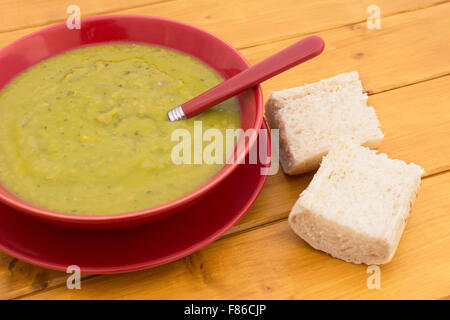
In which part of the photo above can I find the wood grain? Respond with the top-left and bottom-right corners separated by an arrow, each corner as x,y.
0,0 -> 171,33
23,171 -> 450,299
0,1 -> 445,50
0,0 -> 448,300
240,2 -> 450,95
0,256 -> 69,299
120,0 -> 446,49
2,2 -> 446,98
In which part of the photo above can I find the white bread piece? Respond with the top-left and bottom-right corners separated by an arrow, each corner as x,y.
265,71 -> 384,175
289,140 -> 424,265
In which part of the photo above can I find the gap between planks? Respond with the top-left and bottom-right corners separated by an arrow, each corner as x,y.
365,72 -> 450,96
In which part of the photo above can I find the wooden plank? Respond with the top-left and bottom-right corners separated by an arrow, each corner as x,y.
22,171 -> 450,299
0,1 -> 445,49
0,256 -> 68,299
0,0 -> 170,33
240,2 -> 450,95
120,0 -> 445,49
371,77 -> 450,176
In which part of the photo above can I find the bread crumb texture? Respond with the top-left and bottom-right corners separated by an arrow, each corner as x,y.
289,140 -> 424,265
265,71 -> 384,175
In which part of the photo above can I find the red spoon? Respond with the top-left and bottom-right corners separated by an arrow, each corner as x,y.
167,35 -> 324,121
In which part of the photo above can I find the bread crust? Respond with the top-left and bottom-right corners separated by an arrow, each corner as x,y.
264,72 -> 384,175
288,141 -> 424,265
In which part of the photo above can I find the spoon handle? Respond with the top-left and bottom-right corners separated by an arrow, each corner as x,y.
168,35 -> 324,121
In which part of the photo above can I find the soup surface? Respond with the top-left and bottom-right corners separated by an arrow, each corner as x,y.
0,43 -> 240,215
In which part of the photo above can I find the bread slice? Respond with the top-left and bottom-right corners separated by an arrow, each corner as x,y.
265,71 -> 384,175
288,140 -> 424,265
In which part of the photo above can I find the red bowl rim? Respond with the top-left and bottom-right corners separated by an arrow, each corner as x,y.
0,14 -> 264,225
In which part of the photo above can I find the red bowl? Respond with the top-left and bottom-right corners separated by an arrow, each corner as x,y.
0,15 -> 264,229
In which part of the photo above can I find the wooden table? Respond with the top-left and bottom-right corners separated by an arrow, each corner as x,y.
0,0 -> 449,300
